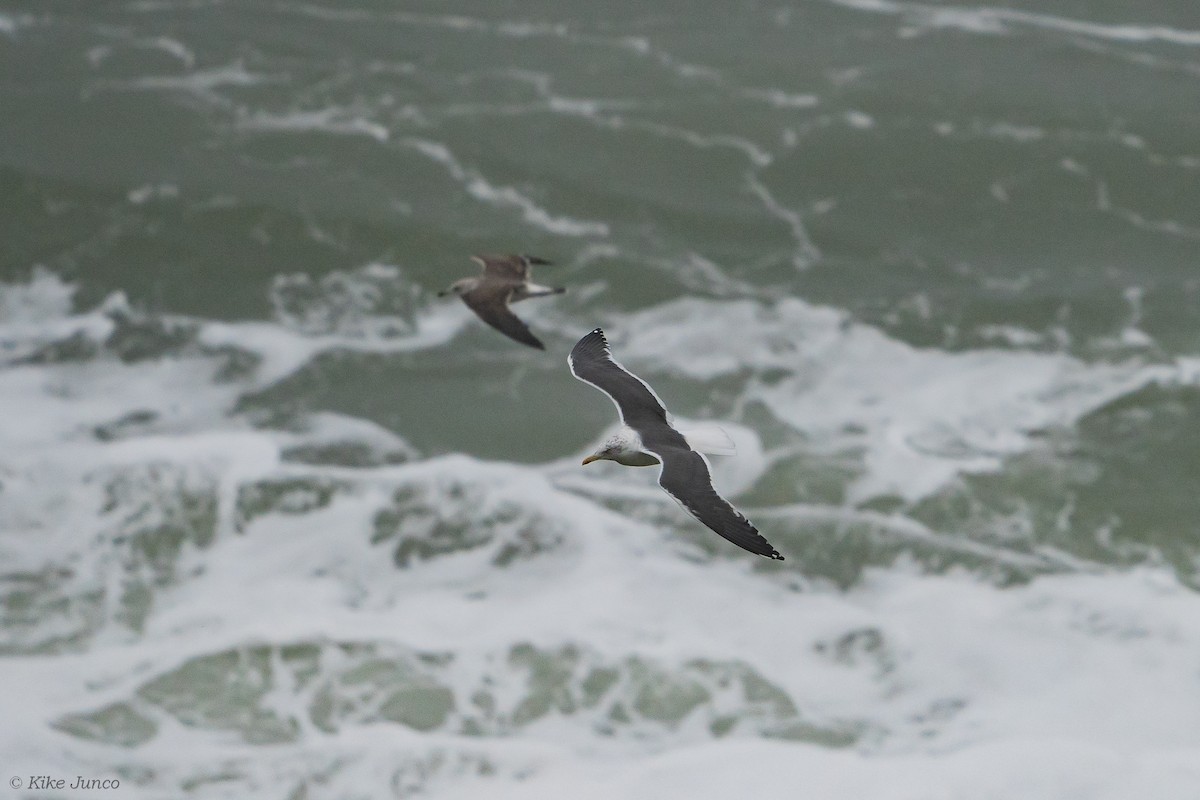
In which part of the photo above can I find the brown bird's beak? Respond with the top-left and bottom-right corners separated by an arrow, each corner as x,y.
581,455 -> 601,465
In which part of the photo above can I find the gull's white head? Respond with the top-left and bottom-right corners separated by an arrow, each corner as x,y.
581,439 -> 622,466
581,428 -> 659,467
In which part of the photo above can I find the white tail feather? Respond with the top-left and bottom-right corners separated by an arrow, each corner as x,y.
680,424 -> 737,456
523,282 -> 561,297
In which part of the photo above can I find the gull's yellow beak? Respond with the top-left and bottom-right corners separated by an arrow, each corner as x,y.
581,455 -> 602,465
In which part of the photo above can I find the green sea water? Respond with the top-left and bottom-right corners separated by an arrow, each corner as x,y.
2,2 -> 1200,797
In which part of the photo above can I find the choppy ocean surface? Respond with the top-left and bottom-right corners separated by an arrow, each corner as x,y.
3,1 -> 1200,797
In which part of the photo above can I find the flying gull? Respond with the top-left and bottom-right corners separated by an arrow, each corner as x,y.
569,327 -> 784,561
439,254 -> 564,349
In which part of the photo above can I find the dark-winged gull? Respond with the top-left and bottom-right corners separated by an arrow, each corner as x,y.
439,254 -> 564,349
569,327 -> 784,561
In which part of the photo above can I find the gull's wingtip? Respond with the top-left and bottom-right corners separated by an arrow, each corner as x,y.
573,327 -> 610,356
573,327 -> 607,345
569,328 -> 608,377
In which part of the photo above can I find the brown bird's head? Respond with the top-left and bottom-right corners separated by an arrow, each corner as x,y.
438,277 -> 477,298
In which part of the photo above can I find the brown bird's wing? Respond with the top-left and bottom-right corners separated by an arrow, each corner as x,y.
461,282 -> 545,349
472,254 -> 529,281
471,254 -> 553,281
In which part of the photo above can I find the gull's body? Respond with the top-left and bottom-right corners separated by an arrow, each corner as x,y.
570,328 -> 784,561
440,254 -> 563,349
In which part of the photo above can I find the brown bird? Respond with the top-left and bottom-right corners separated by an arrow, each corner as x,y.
438,254 -> 564,349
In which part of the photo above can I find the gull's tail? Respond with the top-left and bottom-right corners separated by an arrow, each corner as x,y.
679,424 -> 737,456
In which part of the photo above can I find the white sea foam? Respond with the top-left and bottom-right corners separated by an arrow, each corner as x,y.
615,34 -> 724,84
668,251 -> 765,297
0,267 -> 76,326
0,12 -> 35,36
0,282 -> 120,369
139,35 -> 200,68
0,269 -> 459,451
845,109 -> 876,129
115,61 -> 273,93
278,410 -> 418,461
612,296 -> 1176,502
391,10 -> 570,40
744,174 -> 822,269
741,88 -> 820,109
236,107 -> 390,142
3,271 -> 1200,798
498,69 -> 774,169
269,263 -> 417,336
553,104 -> 774,171
1060,158 -> 1200,242
828,0 -> 1200,46
640,122 -> 775,168
402,138 -> 610,237
126,182 -> 180,204
5,445 -> 1200,796
446,735 -> 1200,799
197,301 -> 468,387
284,3 -> 575,45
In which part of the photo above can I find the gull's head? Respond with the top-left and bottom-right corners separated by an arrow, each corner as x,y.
438,278 -> 475,298
582,429 -> 652,467
581,434 -> 625,466
581,448 -> 613,466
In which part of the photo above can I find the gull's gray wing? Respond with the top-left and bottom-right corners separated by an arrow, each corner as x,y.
462,284 -> 545,349
569,328 -> 784,560
657,447 -> 784,561
568,328 -> 672,435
